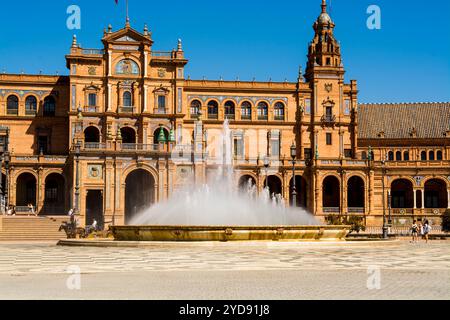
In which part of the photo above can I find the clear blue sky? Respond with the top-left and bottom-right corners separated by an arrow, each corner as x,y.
0,0 -> 448,103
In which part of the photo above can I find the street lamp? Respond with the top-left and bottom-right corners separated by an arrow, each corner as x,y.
0,154 -> 3,212
3,151 -> 10,210
381,160 -> 388,239
264,156 -> 270,190
290,143 -> 297,207
74,141 -> 81,215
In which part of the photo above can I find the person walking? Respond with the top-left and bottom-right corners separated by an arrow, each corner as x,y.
411,220 -> 419,243
423,220 -> 432,243
418,221 -> 424,241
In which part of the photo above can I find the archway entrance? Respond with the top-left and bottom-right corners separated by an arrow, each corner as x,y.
424,179 -> 448,208
86,190 -> 104,229
289,176 -> 307,208
238,175 -> 257,196
84,126 -> 100,143
43,173 -> 66,215
16,173 -> 37,208
323,176 -> 340,211
391,179 -> 414,208
121,127 -> 136,144
125,169 -> 156,224
347,176 -> 365,211
264,175 -> 283,197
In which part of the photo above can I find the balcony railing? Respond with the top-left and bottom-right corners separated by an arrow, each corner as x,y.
241,115 -> 252,121
82,49 -> 104,55
25,109 -> 37,116
7,109 -> 18,115
208,113 -> 218,120
84,106 -> 99,113
225,114 -> 235,120
84,142 -> 106,150
121,144 -> 159,151
154,108 -> 167,115
119,106 -> 135,114
323,207 -> 340,213
152,51 -> 172,58
321,115 -> 336,123
274,115 -> 285,121
258,115 -> 268,121
348,207 -> 365,214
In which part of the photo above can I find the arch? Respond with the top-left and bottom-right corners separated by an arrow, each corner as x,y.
322,175 -> 340,209
224,100 -> 235,119
289,175 -> 308,208
16,172 -> 37,207
84,126 -> 101,143
43,96 -> 56,116
395,151 -> 402,161
238,175 -> 257,195
391,179 -> 414,208
264,175 -> 283,196
43,173 -> 66,215
388,151 -> 394,161
424,179 -> 448,208
125,169 -> 156,224
123,91 -> 132,107
153,127 -> 169,144
403,151 -> 410,161
190,99 -> 201,118
240,101 -> 252,120
437,150 -> 443,160
421,151 -> 427,161
120,127 -> 136,144
347,176 -> 365,209
274,102 -> 285,121
207,100 -> 219,119
257,101 -> 269,120
115,59 -> 140,75
6,95 -> 19,115
429,151 -> 435,161
25,95 -> 38,114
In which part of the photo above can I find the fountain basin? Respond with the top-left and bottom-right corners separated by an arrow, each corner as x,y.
111,225 -> 350,242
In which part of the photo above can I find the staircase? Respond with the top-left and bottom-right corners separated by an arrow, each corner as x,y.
0,216 -> 68,241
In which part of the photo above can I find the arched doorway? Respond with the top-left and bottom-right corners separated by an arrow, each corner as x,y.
43,173 -> 66,215
424,179 -> 448,208
238,175 -> 257,196
121,127 -> 136,144
289,176 -> 307,208
16,173 -> 37,208
84,126 -> 100,143
323,176 -> 340,210
264,175 -> 283,197
125,169 -> 156,224
347,176 -> 365,210
391,179 -> 414,208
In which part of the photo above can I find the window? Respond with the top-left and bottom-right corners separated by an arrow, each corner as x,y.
326,57 -> 331,65
207,101 -> 218,119
404,151 -> 410,161
344,100 -> 351,115
25,96 -> 37,115
7,95 -> 19,115
233,132 -> 244,159
269,131 -> 280,158
361,152 -> 367,160
326,133 -> 332,145
388,151 -> 394,161
274,102 -> 285,121
123,91 -> 132,107
305,99 -> 311,114
437,151 -> 443,160
429,151 -> 435,161
344,149 -> 353,158
43,96 -> 56,117
304,148 -> 312,160
421,151 -> 427,161
157,95 -> 166,112
257,102 -> 268,120
37,136 -> 48,155
88,93 -> 97,107
45,180 -> 58,202
224,101 -> 235,119
241,102 -> 252,120
190,100 -> 201,118
396,151 -> 402,161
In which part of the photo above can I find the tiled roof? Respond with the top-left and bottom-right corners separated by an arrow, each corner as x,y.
358,102 -> 450,139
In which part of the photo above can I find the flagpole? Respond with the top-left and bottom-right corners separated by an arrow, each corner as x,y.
126,0 -> 130,26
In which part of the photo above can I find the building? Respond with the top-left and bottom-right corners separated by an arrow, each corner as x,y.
1,0 -> 449,229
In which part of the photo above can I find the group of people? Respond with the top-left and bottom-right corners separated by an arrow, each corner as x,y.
68,208 -> 99,234
411,220 -> 432,243
1,204 -> 36,216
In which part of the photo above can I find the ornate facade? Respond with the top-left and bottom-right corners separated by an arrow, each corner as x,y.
1,1 -> 449,228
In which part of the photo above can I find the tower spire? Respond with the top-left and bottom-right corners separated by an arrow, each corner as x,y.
322,0 -> 327,13
125,0 -> 130,27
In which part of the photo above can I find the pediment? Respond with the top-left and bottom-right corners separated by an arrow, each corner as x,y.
103,26 -> 153,45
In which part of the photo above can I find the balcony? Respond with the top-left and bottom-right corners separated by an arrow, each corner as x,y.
208,113 -> 219,120
82,49 -> 104,55
7,109 -> 18,116
84,142 -> 106,150
323,207 -> 340,213
241,114 -> 252,121
84,106 -> 99,113
154,108 -> 167,115
348,207 -> 365,214
258,115 -> 268,121
151,51 -> 172,58
274,115 -> 285,121
121,144 -> 159,152
25,109 -> 37,116
225,114 -> 235,120
321,115 -> 336,125
118,106 -> 135,114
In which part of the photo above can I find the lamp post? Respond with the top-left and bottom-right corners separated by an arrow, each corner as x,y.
0,154 -> 3,213
290,143 -> 297,207
74,141 -> 81,215
264,156 -> 270,190
381,160 -> 388,239
3,151 -> 10,211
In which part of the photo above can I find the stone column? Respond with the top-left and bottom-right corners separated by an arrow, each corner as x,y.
413,189 -> 417,209
448,190 -> 450,209
341,171 -> 347,216
314,171 -> 320,216
108,50 -> 112,76
421,190 -> 425,209
37,167 -> 44,214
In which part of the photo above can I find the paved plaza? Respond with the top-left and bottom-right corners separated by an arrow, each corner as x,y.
0,241 -> 448,300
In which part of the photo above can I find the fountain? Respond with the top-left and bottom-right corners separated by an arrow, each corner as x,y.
111,120 -> 349,241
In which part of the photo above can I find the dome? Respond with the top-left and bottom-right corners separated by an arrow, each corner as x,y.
318,13 -> 332,24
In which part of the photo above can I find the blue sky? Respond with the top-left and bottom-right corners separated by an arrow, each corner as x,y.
0,0 -> 448,103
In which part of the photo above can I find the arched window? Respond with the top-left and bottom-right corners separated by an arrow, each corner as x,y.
396,151 -> 402,161
274,102 -> 285,121
388,151 -> 394,161
7,95 -> 19,115
190,100 -> 201,119
25,96 -> 37,115
437,150 -> 443,160
224,101 -> 235,120
429,151 -> 435,161
361,152 -> 367,160
257,102 -> 268,120
123,91 -> 132,107
43,96 -> 56,116
421,151 -> 427,161
207,101 -> 218,119
241,102 -> 252,120
403,151 -> 410,161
